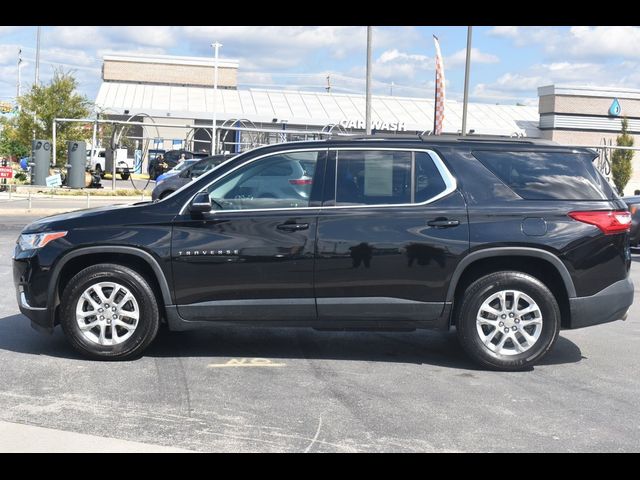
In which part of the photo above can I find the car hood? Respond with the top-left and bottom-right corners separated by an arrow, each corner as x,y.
22,202 -> 152,233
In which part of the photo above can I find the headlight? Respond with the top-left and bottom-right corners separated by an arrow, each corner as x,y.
18,231 -> 67,250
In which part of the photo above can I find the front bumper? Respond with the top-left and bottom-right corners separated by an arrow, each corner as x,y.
17,288 -> 53,333
13,251 -> 55,333
569,276 -> 634,329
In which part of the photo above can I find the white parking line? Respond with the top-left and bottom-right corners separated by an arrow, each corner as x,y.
207,358 -> 286,368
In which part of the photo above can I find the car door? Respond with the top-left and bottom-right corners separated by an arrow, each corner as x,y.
171,148 -> 326,323
314,148 -> 469,325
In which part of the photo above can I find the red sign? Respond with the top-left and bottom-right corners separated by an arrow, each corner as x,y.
0,166 -> 13,179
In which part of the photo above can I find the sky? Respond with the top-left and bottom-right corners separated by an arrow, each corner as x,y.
2,26 -> 640,108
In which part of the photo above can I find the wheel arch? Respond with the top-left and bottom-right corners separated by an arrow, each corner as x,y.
48,246 -> 173,324
448,248 -> 576,328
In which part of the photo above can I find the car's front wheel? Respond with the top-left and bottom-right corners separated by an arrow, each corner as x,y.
455,271 -> 560,371
59,263 -> 160,360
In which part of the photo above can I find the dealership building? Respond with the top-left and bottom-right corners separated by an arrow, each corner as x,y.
94,54 -> 640,194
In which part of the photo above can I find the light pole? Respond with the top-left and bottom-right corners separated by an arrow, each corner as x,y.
211,41 -> 222,155
365,26 -> 372,135
35,26 -> 41,86
461,26 -> 472,136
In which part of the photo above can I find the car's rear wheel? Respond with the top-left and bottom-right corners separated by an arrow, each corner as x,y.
455,271 -> 560,371
60,263 -> 160,360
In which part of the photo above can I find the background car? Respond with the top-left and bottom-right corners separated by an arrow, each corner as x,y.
623,195 -> 640,246
152,154 -> 233,200
148,149 -> 209,180
155,159 -> 200,183
212,154 -> 314,210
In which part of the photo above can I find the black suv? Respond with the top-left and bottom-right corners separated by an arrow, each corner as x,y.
13,136 -> 634,370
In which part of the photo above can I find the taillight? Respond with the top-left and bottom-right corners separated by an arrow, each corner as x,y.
289,178 -> 313,185
568,210 -> 632,235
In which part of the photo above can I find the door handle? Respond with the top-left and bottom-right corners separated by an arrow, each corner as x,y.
427,218 -> 460,228
277,223 -> 309,232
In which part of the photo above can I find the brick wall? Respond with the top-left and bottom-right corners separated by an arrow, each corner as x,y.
103,60 -> 237,88
540,95 -> 640,118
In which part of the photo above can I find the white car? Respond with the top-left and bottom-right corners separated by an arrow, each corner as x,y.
86,148 -> 134,180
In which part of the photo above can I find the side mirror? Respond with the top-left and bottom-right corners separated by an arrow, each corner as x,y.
190,192 -> 212,214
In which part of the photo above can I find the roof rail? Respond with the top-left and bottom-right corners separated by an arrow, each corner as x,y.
331,132 -> 556,145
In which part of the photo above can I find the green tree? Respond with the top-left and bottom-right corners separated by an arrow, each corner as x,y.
14,69 -> 92,167
0,118 -> 29,159
611,118 -> 635,195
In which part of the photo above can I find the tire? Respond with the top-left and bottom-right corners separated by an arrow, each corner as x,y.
158,189 -> 174,199
121,172 -> 130,180
455,271 -> 560,371
59,263 -> 160,360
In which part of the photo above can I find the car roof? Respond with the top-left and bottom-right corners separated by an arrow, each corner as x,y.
244,135 -> 595,156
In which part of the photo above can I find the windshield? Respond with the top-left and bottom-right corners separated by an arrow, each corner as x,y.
169,160 -> 197,173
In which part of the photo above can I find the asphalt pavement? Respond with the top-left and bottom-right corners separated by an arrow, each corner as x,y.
0,213 -> 639,452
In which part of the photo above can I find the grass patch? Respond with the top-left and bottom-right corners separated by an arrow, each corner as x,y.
34,188 -> 151,196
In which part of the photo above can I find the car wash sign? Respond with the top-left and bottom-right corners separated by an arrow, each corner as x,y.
340,119 -> 407,132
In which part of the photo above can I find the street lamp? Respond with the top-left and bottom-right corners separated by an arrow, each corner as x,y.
211,41 -> 222,155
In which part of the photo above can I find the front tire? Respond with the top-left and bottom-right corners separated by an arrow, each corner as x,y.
60,263 -> 160,360
455,271 -> 560,371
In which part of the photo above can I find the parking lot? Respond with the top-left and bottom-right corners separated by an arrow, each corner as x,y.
0,213 -> 639,452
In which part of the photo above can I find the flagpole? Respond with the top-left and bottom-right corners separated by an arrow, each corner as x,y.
461,26 -> 472,136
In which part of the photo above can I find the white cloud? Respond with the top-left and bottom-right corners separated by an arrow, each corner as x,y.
489,25 -> 640,60
0,44 -> 22,65
471,59 -> 634,104
366,48 -> 433,82
488,26 -> 519,38
447,48 -> 499,68
566,26 -> 640,58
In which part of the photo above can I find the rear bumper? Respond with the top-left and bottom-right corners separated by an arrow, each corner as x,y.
569,276 -> 634,329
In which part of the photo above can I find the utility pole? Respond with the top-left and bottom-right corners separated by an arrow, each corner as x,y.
390,81 -> 394,96
326,75 -> 331,93
211,41 -> 222,155
461,26 -> 473,136
365,26 -> 373,135
16,48 -> 22,109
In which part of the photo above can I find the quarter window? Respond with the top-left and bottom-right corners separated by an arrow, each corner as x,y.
207,151 -> 320,210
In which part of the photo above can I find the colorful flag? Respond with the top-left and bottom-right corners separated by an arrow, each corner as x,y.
433,35 -> 446,135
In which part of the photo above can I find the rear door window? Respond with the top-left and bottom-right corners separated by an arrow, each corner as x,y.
472,150 -> 616,200
335,150 -> 412,205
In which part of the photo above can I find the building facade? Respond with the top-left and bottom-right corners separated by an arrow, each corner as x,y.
539,85 -> 640,194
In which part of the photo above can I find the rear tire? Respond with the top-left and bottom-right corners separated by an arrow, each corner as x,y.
60,263 -> 160,360
455,271 -> 560,371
